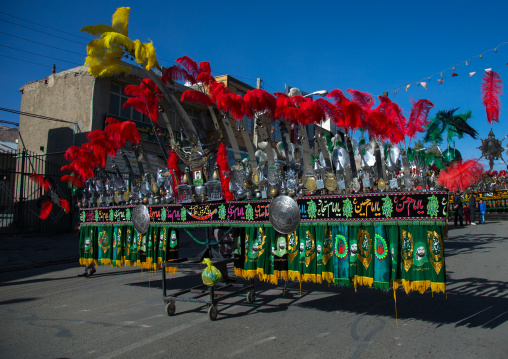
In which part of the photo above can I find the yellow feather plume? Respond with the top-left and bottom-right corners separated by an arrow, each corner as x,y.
81,24 -> 117,37
99,64 -> 131,77
102,32 -> 134,52
143,41 -> 157,70
133,40 -> 146,64
112,7 -> 130,36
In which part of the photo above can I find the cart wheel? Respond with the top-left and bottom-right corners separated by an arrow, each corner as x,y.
208,304 -> 218,321
246,290 -> 255,303
165,301 -> 176,316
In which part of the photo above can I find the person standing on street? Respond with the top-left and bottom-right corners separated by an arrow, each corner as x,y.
453,191 -> 463,226
479,199 -> 487,224
469,193 -> 477,225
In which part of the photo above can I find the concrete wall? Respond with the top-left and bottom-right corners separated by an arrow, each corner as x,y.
18,66 -> 95,158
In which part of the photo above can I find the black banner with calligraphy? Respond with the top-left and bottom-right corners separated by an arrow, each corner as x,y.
80,191 -> 448,226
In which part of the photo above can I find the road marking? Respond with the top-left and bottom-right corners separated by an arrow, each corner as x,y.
96,315 -> 209,359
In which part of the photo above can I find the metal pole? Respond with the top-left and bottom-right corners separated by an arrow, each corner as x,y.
17,149 -> 26,233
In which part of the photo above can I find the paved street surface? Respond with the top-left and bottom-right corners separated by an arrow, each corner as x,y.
0,221 -> 507,359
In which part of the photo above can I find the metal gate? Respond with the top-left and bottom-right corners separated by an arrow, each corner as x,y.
0,149 -> 72,234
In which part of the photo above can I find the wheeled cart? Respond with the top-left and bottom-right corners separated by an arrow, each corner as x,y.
162,258 -> 255,321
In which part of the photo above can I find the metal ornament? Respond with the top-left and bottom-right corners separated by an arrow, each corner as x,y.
251,167 -> 260,185
478,129 -> 506,170
267,167 -> 281,186
269,195 -> 301,234
132,204 -> 150,234
305,176 -> 318,192
325,173 -> 338,191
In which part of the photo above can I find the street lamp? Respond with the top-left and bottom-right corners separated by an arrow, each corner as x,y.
303,90 -> 328,98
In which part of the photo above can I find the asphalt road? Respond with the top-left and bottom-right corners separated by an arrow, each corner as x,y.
0,221 -> 507,359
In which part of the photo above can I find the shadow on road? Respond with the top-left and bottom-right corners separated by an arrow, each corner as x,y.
445,229 -> 506,258
126,269 -> 508,329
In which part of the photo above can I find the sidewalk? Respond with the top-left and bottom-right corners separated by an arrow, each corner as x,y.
0,228 -> 210,273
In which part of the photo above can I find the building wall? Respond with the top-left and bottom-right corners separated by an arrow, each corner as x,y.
18,66 -> 96,167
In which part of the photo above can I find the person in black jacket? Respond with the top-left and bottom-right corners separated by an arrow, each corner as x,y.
469,193 -> 477,225
453,191 -> 463,226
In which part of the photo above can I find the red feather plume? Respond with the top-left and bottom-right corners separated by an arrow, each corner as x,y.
63,160 -> 95,182
437,159 -> 484,192
342,101 -> 364,131
181,90 -> 212,107
162,65 -> 197,85
315,98 -> 345,126
327,89 -> 347,104
244,89 -> 276,119
82,142 -> 107,167
300,100 -> 326,125
105,118 -> 120,125
87,129 -> 108,141
61,174 -> 83,188
197,72 -> 216,88
39,199 -> 53,220
176,56 -> 199,79
29,174 -> 52,191
216,142 -> 233,201
346,89 -> 375,112
364,111 -> 389,139
199,61 -> 211,74
481,70 -> 503,124
166,150 -> 182,196
120,121 -> 141,145
407,99 -> 434,139
58,198 -> 70,213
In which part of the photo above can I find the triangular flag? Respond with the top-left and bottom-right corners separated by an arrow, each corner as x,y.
452,73 -> 458,77
468,72 -> 476,77
484,68 -> 492,72
420,82 -> 427,89
438,79 -> 444,84
406,84 -> 411,91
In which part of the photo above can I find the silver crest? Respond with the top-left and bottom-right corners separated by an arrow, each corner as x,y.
269,195 -> 300,234
132,204 -> 150,234
267,167 -> 281,186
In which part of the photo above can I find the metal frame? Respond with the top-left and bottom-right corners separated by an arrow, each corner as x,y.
162,258 -> 255,321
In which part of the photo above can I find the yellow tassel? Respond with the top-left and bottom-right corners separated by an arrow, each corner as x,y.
393,287 -> 398,328
234,267 -> 244,277
299,281 -> 302,298
431,282 -> 446,294
322,272 -> 334,284
165,266 -> 177,274
356,276 -> 374,287
100,258 -> 111,266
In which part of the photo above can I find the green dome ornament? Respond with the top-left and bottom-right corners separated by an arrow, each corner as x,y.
442,147 -> 462,164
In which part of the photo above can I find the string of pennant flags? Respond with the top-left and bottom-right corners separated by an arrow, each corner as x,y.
384,41 -> 508,95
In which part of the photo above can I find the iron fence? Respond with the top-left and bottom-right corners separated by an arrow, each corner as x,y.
0,149 -> 72,234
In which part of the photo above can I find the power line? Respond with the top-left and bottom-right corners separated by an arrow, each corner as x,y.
0,119 -> 19,126
0,54 -> 54,68
0,107 -> 78,125
0,31 -> 84,56
0,18 -> 87,46
0,44 -> 82,65
0,11 -> 90,40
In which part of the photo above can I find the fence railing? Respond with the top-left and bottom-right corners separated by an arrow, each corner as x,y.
0,149 -> 72,234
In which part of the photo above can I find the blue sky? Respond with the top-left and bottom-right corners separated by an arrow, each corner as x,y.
1,0 -> 507,170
